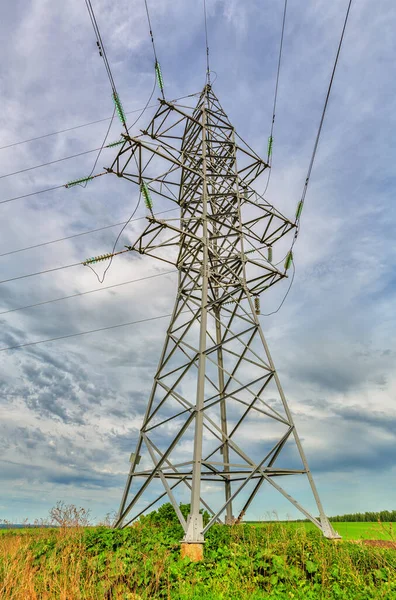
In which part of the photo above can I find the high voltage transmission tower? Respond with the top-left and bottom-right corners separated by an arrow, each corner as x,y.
104,84 -> 339,558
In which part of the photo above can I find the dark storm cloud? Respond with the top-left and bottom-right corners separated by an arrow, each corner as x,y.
0,458 -> 122,489
333,405 -> 396,436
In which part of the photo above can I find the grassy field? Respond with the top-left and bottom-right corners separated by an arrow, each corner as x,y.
256,521 -> 395,541
0,516 -> 395,599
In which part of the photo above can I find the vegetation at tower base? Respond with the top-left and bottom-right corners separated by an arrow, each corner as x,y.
1,505 -> 395,599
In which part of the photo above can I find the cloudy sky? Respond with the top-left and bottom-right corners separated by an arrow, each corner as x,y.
0,0 -> 395,525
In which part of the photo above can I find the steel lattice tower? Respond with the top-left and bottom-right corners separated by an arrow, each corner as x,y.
107,85 -> 339,549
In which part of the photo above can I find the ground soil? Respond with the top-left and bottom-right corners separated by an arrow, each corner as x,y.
361,539 -> 396,549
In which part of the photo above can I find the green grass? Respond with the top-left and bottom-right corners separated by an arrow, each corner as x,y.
268,521 -> 395,541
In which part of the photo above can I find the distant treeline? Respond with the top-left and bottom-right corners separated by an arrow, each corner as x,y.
329,510 -> 396,523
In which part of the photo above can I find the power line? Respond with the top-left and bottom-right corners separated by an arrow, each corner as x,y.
0,92 -> 199,153
0,147 -> 105,181
0,107 -> 155,152
144,0 -> 165,99
0,270 -> 175,316
0,184 -> 66,207
0,247 -> 135,286
262,260 -> 295,317
0,262 -> 82,286
0,311 -> 178,352
84,0 -> 118,95
84,0 -> 132,135
293,0 -> 353,245
264,0 -> 353,317
81,106 -> 116,188
0,209 -> 179,286
263,0 -> 288,197
0,208 -> 177,258
203,0 -> 211,84
82,69 -> 157,190
86,192 -> 142,283
0,92 -> 200,207
144,0 -> 160,64
0,171 -> 109,207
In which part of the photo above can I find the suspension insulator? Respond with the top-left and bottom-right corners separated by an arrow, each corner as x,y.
155,61 -> 164,91
141,181 -> 153,211
284,250 -> 293,271
106,139 -> 124,148
254,296 -> 261,315
267,135 -> 273,159
113,92 -> 127,126
65,175 -> 94,188
295,200 -> 304,220
268,246 -> 273,263
83,253 -> 113,266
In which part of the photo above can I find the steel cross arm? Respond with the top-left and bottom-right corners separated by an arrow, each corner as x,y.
146,217 -> 202,242
118,135 -> 202,178
242,197 -> 294,226
146,115 -> 186,143
156,98 -> 203,128
244,256 -> 285,279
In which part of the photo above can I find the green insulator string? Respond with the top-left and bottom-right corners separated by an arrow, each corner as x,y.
141,181 -> 154,213
83,252 -> 114,266
268,246 -> 273,263
106,139 -> 124,148
295,200 -> 304,220
267,136 -> 273,160
155,61 -> 164,93
284,251 -> 293,271
66,176 -> 95,188
113,92 -> 127,127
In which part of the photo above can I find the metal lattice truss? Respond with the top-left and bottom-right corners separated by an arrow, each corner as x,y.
108,85 -> 338,541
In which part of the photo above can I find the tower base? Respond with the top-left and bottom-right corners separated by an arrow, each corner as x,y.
181,543 -> 204,561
